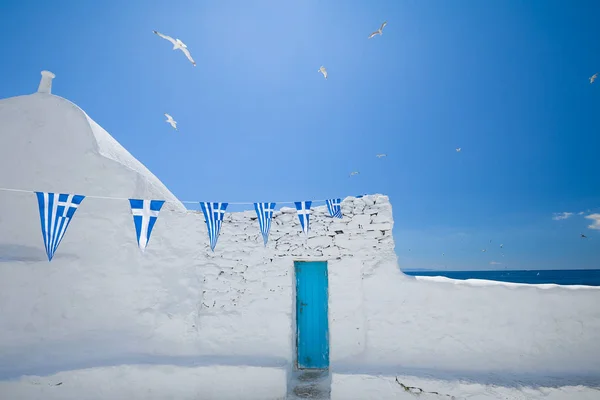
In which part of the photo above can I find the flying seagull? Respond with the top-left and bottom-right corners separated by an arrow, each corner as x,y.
319,66 -> 328,79
164,113 -> 177,131
349,171 -> 359,177
581,233 -> 588,238
481,249 -> 487,252
456,147 -> 461,152
368,21 -> 388,39
500,244 -> 503,248
590,73 -> 597,84
376,153 -> 387,158
153,30 -> 196,66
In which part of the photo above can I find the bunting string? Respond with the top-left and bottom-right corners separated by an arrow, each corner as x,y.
0,186 -> 363,259
0,187 -> 360,206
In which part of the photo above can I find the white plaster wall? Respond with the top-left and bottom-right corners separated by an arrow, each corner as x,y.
193,195 -> 397,366
0,93 -> 184,211
195,194 -> 600,377
357,270 -> 600,376
2,185 -> 599,379
0,89 -> 395,376
0,189 -> 393,376
1,90 -> 599,380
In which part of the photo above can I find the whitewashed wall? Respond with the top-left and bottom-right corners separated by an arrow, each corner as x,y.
355,270 -> 600,377
2,189 -> 600,379
193,195 -> 398,366
0,191 -> 397,377
1,91 -> 599,380
0,90 -> 396,377
193,196 -> 600,377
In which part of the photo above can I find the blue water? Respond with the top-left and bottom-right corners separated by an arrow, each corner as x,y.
401,269 -> 600,286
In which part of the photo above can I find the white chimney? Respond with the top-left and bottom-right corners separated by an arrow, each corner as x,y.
37,70 -> 56,94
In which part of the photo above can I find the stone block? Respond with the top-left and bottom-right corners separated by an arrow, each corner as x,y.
371,214 -> 391,224
321,246 -> 341,258
347,214 -> 371,229
328,222 -> 348,231
334,235 -> 354,250
277,213 -> 294,224
362,196 -> 375,206
307,235 -> 334,248
367,223 -> 392,231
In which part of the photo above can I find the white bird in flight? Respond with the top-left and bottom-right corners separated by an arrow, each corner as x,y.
368,21 -> 388,39
319,66 -> 328,79
376,153 -> 387,158
153,30 -> 196,66
349,171 -> 359,177
481,249 -> 487,252
500,244 -> 504,248
456,147 -> 461,152
591,73 -> 598,84
164,113 -> 177,131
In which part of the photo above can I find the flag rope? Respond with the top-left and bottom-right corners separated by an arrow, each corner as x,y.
0,186 -> 353,206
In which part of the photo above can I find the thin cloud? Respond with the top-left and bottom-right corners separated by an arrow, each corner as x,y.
578,211 -> 585,215
552,212 -> 573,221
489,261 -> 503,265
585,213 -> 600,230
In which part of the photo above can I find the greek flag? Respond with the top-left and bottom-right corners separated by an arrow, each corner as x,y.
294,201 -> 312,236
254,202 -> 276,246
129,199 -> 165,252
326,198 -> 343,218
200,202 -> 228,251
35,192 -> 85,261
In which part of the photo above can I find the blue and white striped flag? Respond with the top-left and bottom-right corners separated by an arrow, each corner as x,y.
254,202 -> 276,246
129,199 -> 165,252
325,198 -> 343,218
35,192 -> 85,261
200,202 -> 228,251
294,201 -> 312,236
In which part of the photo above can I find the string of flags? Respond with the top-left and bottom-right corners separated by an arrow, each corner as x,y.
1,187 -> 354,261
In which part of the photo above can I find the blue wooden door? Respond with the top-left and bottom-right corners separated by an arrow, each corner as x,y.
295,261 -> 329,369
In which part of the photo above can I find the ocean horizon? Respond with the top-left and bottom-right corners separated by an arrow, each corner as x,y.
401,269 -> 600,286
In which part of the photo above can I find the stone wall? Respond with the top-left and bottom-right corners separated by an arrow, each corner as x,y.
191,194 -> 399,364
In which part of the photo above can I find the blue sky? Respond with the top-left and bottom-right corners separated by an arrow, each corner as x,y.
1,0 -> 599,270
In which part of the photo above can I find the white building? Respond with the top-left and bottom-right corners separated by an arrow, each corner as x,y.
1,72 -> 599,399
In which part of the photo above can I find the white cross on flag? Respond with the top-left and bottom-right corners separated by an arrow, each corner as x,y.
294,201 -> 312,236
200,202 -> 228,251
129,199 -> 165,252
325,198 -> 343,218
35,191 -> 86,261
254,202 -> 276,246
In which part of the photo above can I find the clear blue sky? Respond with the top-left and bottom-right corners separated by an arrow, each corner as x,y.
1,0 -> 599,270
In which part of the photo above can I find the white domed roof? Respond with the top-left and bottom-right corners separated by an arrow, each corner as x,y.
0,71 -> 184,210
0,72 -> 204,374
0,71 -> 187,263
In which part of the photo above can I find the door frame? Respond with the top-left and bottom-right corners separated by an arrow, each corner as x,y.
292,258 -> 330,370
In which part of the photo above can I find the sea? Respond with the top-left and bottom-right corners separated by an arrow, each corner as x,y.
401,269 -> 600,286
